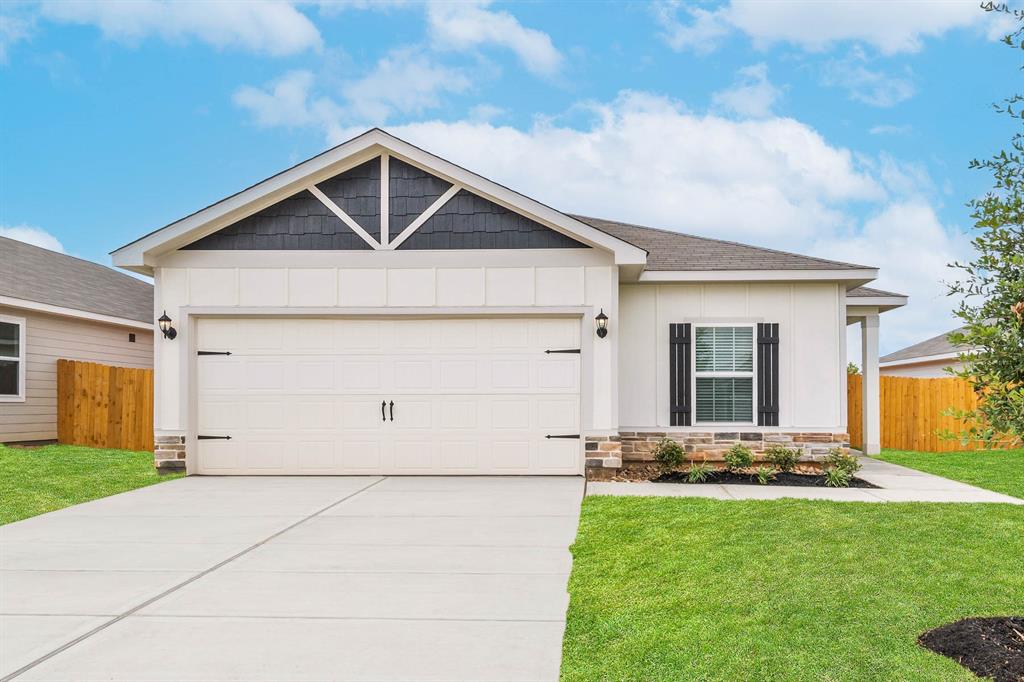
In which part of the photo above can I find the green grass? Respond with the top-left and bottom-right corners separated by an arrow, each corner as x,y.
0,444 -> 182,525
562,497 -> 1024,681
876,448 -> 1024,500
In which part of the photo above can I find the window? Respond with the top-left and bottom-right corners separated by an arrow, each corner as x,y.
0,315 -> 25,401
694,325 -> 754,423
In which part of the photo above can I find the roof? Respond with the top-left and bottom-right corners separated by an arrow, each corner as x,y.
571,215 -> 872,271
0,237 -> 153,324
847,285 -> 905,298
881,327 -> 968,364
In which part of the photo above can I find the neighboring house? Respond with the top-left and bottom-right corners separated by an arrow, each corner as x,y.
880,327 -> 969,378
111,129 -> 906,475
0,237 -> 154,444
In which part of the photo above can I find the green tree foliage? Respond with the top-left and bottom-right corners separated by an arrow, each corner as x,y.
946,3 -> 1024,445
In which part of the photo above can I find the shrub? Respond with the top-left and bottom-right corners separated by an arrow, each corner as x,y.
824,448 -> 861,476
653,437 -> 685,469
824,467 -> 852,488
687,461 -> 714,483
755,466 -> 776,485
765,445 -> 800,472
723,444 -> 753,472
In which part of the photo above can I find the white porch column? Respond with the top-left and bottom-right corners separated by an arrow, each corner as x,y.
861,313 -> 881,455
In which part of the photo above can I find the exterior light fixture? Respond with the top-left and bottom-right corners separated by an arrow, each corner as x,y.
158,311 -> 177,340
595,308 -> 609,339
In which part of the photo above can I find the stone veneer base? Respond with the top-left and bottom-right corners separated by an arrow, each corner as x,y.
154,434 -> 187,471
586,431 -> 849,480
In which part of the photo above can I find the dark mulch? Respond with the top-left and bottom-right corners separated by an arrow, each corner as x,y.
652,470 -> 879,488
919,616 -> 1024,682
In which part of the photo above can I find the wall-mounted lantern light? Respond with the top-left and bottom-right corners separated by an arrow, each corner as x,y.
158,311 -> 177,340
595,308 -> 609,339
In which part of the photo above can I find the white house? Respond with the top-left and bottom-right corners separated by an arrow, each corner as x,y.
880,327 -> 969,378
111,129 -> 906,476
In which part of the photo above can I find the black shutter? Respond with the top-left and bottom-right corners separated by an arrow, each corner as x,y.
757,323 -> 780,426
670,323 -> 692,426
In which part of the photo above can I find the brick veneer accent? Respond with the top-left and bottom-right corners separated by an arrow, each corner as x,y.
585,431 -> 849,479
154,434 -> 186,471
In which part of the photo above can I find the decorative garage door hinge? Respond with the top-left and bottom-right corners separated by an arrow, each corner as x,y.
197,435 -> 232,440
197,350 -> 232,356
545,434 -> 580,439
544,348 -> 581,354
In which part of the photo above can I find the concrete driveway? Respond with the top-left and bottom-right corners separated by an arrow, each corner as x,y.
1,476 -> 584,681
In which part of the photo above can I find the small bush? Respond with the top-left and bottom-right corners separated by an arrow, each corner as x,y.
687,461 -> 714,483
723,444 -> 754,472
824,448 -> 861,476
765,445 -> 800,472
755,466 -> 776,485
824,467 -> 852,487
653,437 -> 685,468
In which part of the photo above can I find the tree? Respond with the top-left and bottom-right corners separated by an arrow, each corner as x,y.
946,3 -> 1024,446
847,362 -> 861,375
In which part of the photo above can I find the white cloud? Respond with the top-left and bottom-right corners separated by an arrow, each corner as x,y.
821,48 -> 915,107
0,225 -> 65,252
37,0 -> 322,56
710,63 -> 782,118
426,0 -> 563,77
811,203 -> 972,358
0,11 -> 33,63
653,1 -> 731,55
869,124 -> 912,136
233,70 -> 339,129
658,0 -> 1000,55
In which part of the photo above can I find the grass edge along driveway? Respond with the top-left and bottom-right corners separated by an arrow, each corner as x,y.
561,495 -> 1024,681
0,443 -> 182,525
875,448 -> 1024,500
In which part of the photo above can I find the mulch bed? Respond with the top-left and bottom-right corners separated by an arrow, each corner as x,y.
650,470 -> 879,488
919,617 -> 1024,682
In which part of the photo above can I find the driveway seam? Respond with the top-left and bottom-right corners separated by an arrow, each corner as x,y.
1,476 -> 387,682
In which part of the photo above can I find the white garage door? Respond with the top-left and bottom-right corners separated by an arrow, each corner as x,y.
195,317 -> 582,475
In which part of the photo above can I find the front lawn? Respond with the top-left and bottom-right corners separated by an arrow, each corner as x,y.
876,448 -> 1024,500
0,444 -> 182,525
562,497 -> 1024,681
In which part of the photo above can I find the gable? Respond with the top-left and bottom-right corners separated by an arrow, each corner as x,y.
315,158 -> 381,241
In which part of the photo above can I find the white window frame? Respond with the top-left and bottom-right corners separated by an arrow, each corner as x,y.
692,322 -> 757,426
0,314 -> 27,402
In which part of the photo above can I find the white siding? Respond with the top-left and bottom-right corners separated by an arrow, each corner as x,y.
617,282 -> 845,430
152,250 -> 618,437
0,305 -> 153,442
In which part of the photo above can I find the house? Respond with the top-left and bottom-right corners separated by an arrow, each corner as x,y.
880,327 -> 969,377
111,129 -> 906,476
0,237 -> 154,444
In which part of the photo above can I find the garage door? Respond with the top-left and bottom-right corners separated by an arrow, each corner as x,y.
195,317 -> 582,475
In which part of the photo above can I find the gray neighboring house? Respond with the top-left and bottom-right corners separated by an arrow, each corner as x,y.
880,327 -> 970,378
0,237 -> 154,444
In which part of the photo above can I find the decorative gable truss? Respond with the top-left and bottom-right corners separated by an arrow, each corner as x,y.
185,153 -> 588,252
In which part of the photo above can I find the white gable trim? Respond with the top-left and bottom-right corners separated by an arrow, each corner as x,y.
305,184 -> 381,249
112,129 -> 646,274
387,184 -> 462,250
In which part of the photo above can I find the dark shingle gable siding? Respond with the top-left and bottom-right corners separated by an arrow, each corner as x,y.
314,158 -> 381,241
182,189 -> 372,250
397,189 -> 588,250
389,158 -> 453,235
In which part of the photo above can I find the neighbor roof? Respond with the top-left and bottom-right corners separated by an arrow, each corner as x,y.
571,215 -> 872,271
0,237 -> 153,323
881,328 -> 968,363
847,285 -> 906,298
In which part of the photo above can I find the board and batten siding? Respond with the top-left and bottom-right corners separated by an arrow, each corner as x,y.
152,249 -> 618,437
0,305 -> 153,443
617,282 -> 846,430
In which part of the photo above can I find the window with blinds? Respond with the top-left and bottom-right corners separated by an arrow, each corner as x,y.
694,325 -> 754,423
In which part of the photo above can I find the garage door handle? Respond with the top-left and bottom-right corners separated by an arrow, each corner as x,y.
381,400 -> 387,422
389,401 -> 394,421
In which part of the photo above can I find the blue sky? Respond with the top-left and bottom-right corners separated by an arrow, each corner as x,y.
0,1 -> 1018,357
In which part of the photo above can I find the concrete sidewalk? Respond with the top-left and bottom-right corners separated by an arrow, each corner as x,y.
1,476 -> 584,681
586,456 -> 1023,504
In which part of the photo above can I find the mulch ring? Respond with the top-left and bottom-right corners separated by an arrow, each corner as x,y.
919,616 -> 1024,682
642,469 -> 879,488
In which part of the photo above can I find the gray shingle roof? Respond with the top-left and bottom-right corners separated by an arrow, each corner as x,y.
847,286 -> 906,298
571,215 -> 873,271
881,328 -> 968,363
0,237 -> 153,323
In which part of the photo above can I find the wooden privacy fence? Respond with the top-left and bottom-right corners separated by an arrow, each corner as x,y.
57,360 -> 154,452
847,373 -> 985,452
